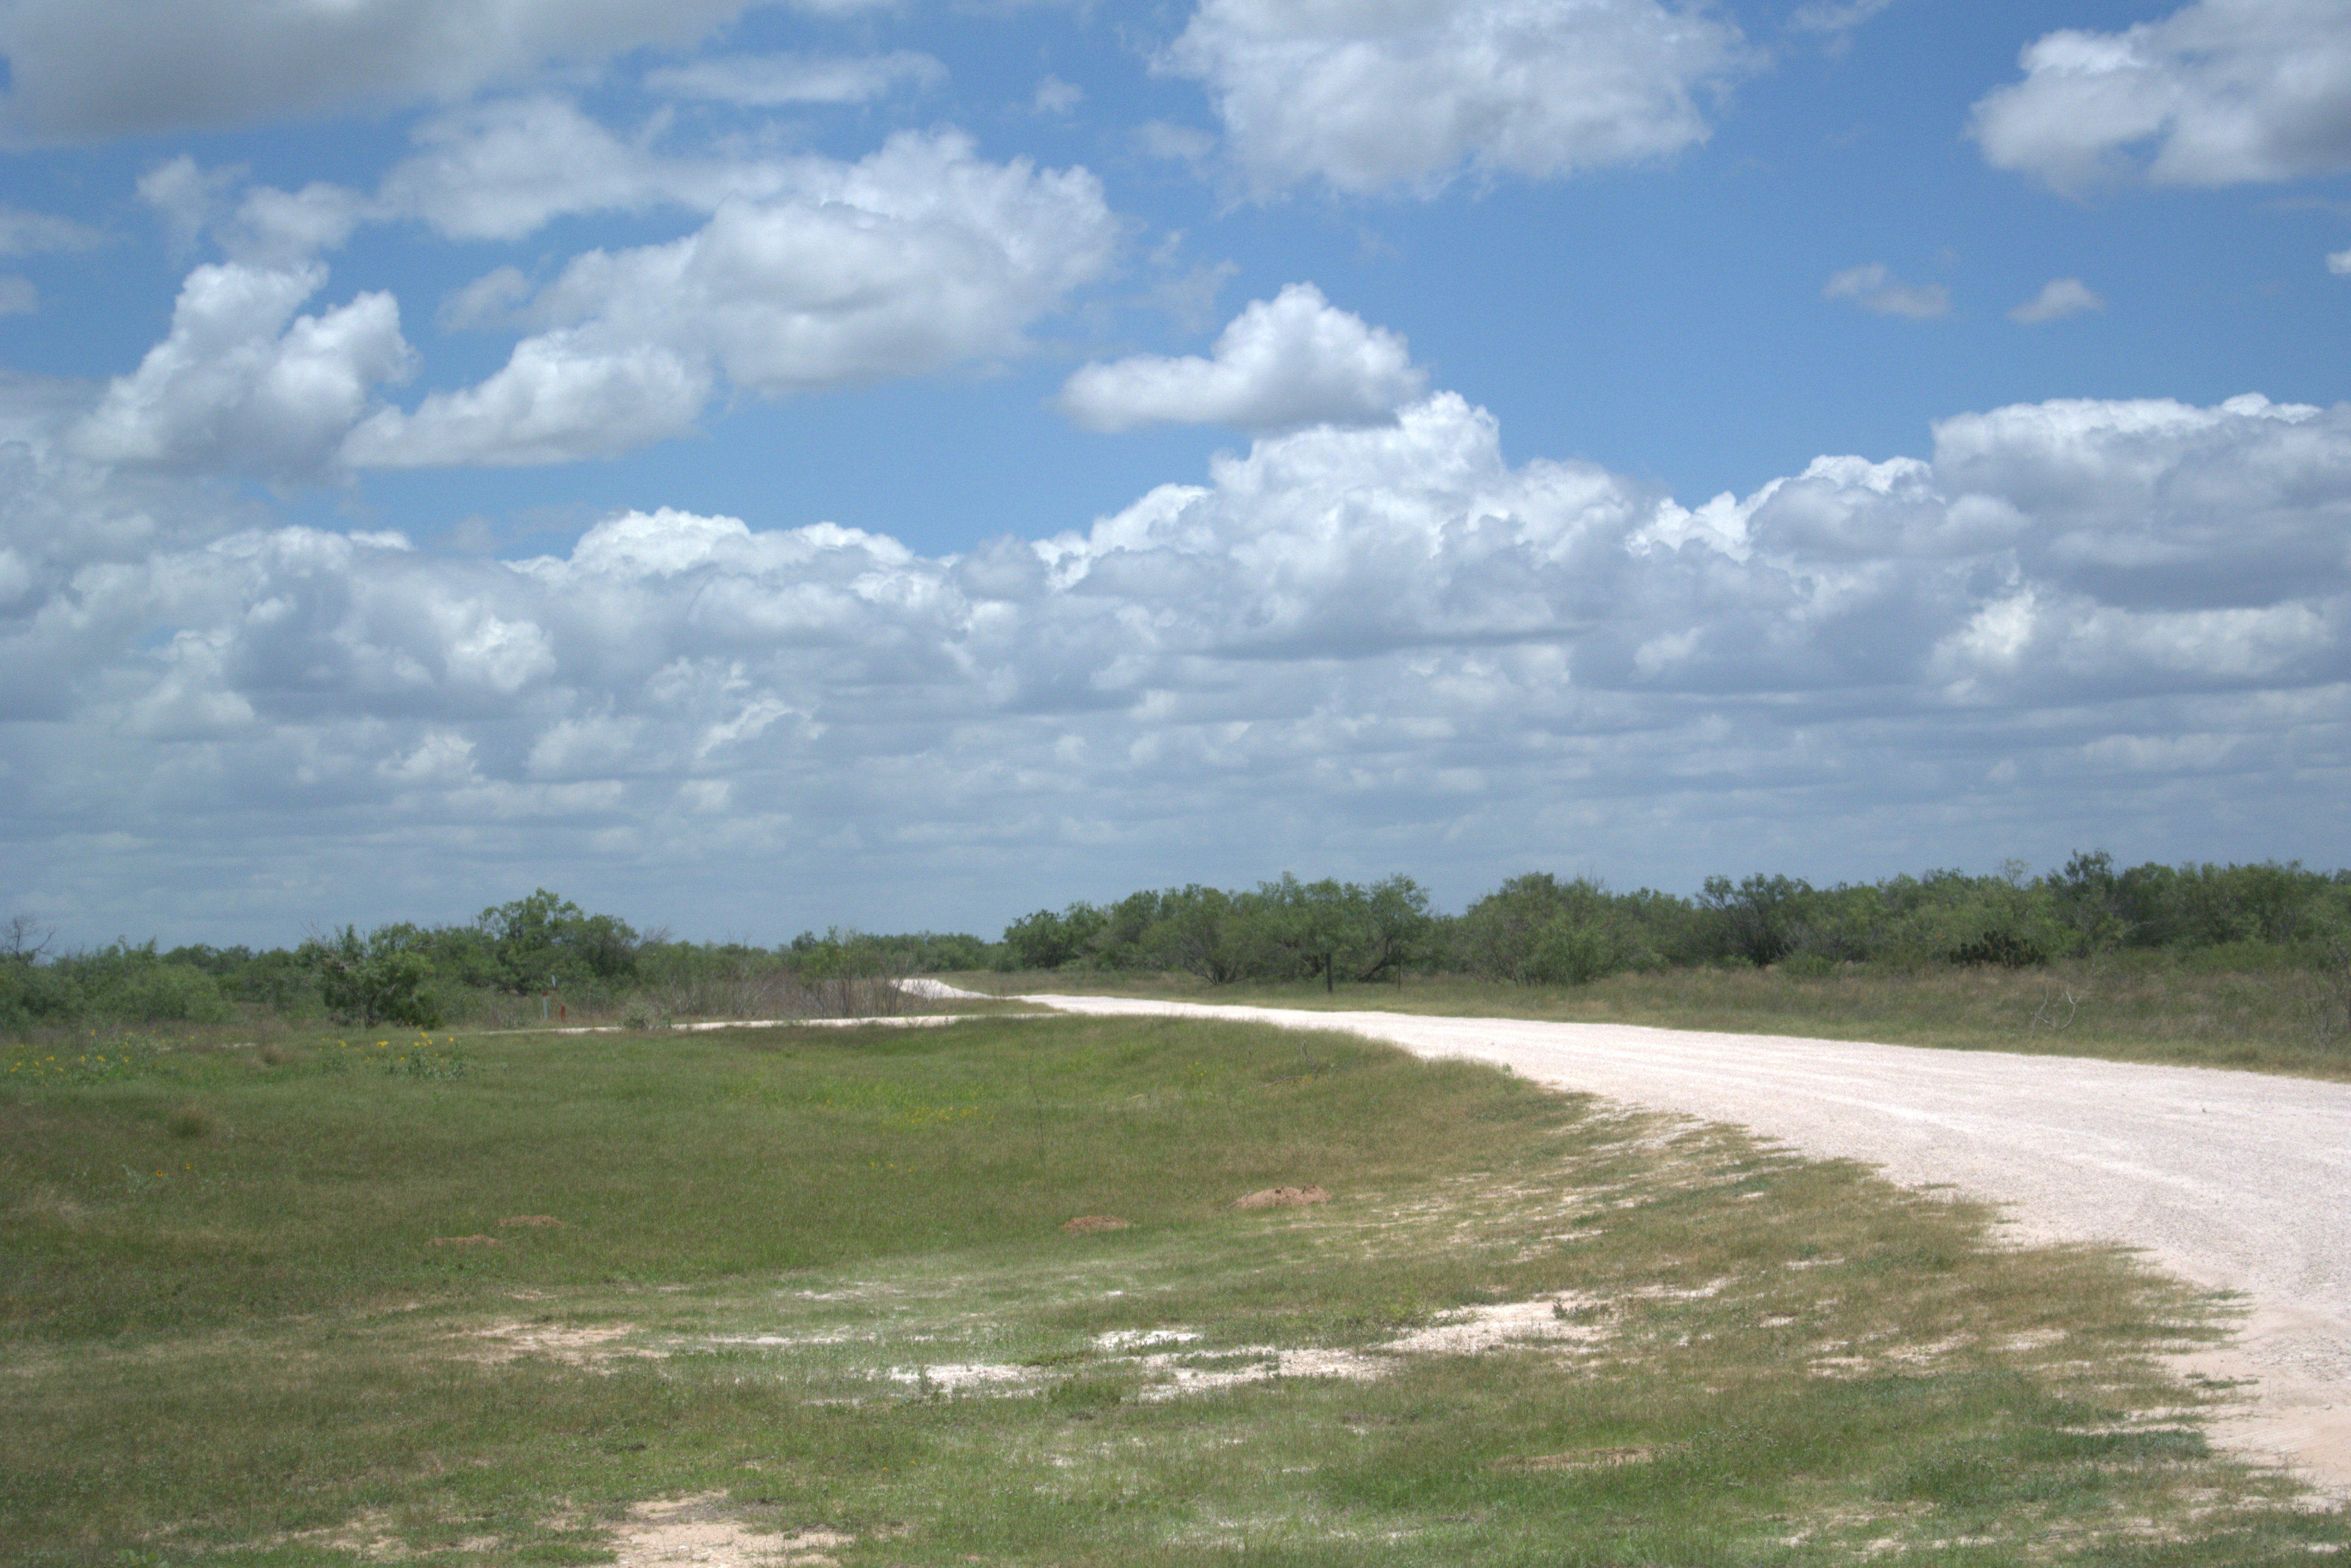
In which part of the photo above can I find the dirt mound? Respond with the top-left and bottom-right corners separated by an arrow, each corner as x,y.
1230,1186 -> 1330,1210
1061,1215 -> 1133,1234
428,1234 -> 499,1248
499,1215 -> 564,1228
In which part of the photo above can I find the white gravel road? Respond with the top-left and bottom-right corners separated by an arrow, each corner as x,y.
1030,994 -> 2351,1494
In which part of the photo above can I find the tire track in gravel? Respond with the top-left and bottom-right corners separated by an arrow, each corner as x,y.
1029,994 -> 2351,1495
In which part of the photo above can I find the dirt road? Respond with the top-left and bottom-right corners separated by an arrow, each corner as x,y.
1030,994 -> 2351,1494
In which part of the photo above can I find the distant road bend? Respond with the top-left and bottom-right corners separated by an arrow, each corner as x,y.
1027,994 -> 2351,1494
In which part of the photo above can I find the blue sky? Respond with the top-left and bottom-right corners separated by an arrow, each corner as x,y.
1,0 -> 2347,948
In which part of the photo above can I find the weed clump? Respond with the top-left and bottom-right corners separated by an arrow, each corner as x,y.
356,1035 -> 474,1079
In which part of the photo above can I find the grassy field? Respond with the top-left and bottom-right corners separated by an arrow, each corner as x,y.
3,1012 -> 2344,1565
981,954 -> 2351,1081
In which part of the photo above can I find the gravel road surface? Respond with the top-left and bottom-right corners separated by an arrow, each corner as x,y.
1031,995 -> 2351,1494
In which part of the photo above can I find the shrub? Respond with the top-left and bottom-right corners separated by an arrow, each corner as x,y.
301,925 -> 442,1030
1949,928 -> 2046,968
474,889 -> 640,993
1000,904 -> 1106,971
1456,874 -> 1642,985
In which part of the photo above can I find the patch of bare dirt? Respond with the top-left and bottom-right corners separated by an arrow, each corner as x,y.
461,1320 -> 666,1369
1230,1185 -> 1330,1210
885,1361 -> 1039,1393
1382,1294 -> 1610,1355
1062,1215 -> 1132,1234
1498,1445 -> 1662,1473
273,1509 -> 412,1560
2170,1301 -> 2351,1502
611,1493 -> 853,1567
1118,1292 -> 1615,1401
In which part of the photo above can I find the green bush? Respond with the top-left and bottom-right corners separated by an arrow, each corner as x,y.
300,924 -> 441,1030
1455,874 -> 1646,985
5,942 -> 235,1028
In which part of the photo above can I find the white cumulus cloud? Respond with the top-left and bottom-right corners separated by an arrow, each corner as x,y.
349,132 -> 1116,468
2329,249 -> 2351,275
375,98 -> 688,244
70,263 -> 415,478
340,335 -> 713,468
1970,0 -> 2351,193
86,131 -> 1118,476
2009,277 -> 2107,325
1165,0 -> 1749,196
1057,284 -> 1426,435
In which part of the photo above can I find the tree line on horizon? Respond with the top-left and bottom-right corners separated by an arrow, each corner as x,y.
998,853 -> 2351,987
4,853 -> 2348,1036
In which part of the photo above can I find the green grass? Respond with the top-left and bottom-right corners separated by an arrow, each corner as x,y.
2,1016 -> 2343,1565
987,953 -> 2351,1080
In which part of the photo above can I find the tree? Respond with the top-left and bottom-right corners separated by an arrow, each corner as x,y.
475,889 -> 638,992
1350,875 -> 1434,982
1089,890 -> 1166,970
1262,874 -> 1434,988
1000,904 -> 1106,971
1698,874 -> 1813,968
1144,885 -> 1246,983
2045,850 -> 2128,954
1457,873 -> 1630,985
4,913 -> 55,965
303,924 -> 441,1029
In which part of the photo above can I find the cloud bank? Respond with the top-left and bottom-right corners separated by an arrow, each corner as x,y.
5,381 -> 2344,941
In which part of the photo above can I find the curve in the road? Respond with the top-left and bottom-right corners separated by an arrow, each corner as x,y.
1030,994 -> 2351,1495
